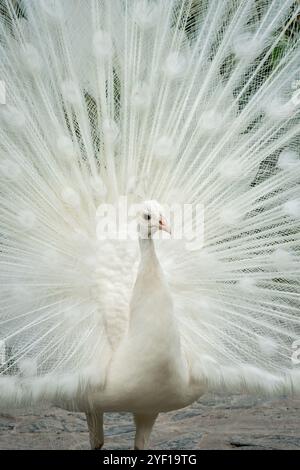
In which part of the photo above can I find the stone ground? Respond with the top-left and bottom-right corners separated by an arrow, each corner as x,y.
0,394 -> 299,450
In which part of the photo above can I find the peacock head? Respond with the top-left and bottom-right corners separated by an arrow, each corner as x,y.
138,200 -> 171,239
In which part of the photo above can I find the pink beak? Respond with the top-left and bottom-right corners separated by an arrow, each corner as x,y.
159,216 -> 171,234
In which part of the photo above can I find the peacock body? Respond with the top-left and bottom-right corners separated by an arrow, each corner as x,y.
0,0 -> 300,449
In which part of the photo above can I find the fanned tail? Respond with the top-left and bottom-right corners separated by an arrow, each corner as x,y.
0,0 -> 300,408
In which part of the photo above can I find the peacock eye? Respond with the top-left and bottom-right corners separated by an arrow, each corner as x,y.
144,214 -> 151,221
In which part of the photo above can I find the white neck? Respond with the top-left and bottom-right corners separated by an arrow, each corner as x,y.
128,235 -> 182,362
138,237 -> 158,267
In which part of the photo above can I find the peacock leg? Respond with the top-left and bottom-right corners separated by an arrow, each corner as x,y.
85,410 -> 104,450
133,413 -> 158,450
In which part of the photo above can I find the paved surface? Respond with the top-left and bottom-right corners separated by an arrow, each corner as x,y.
0,394 -> 299,449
